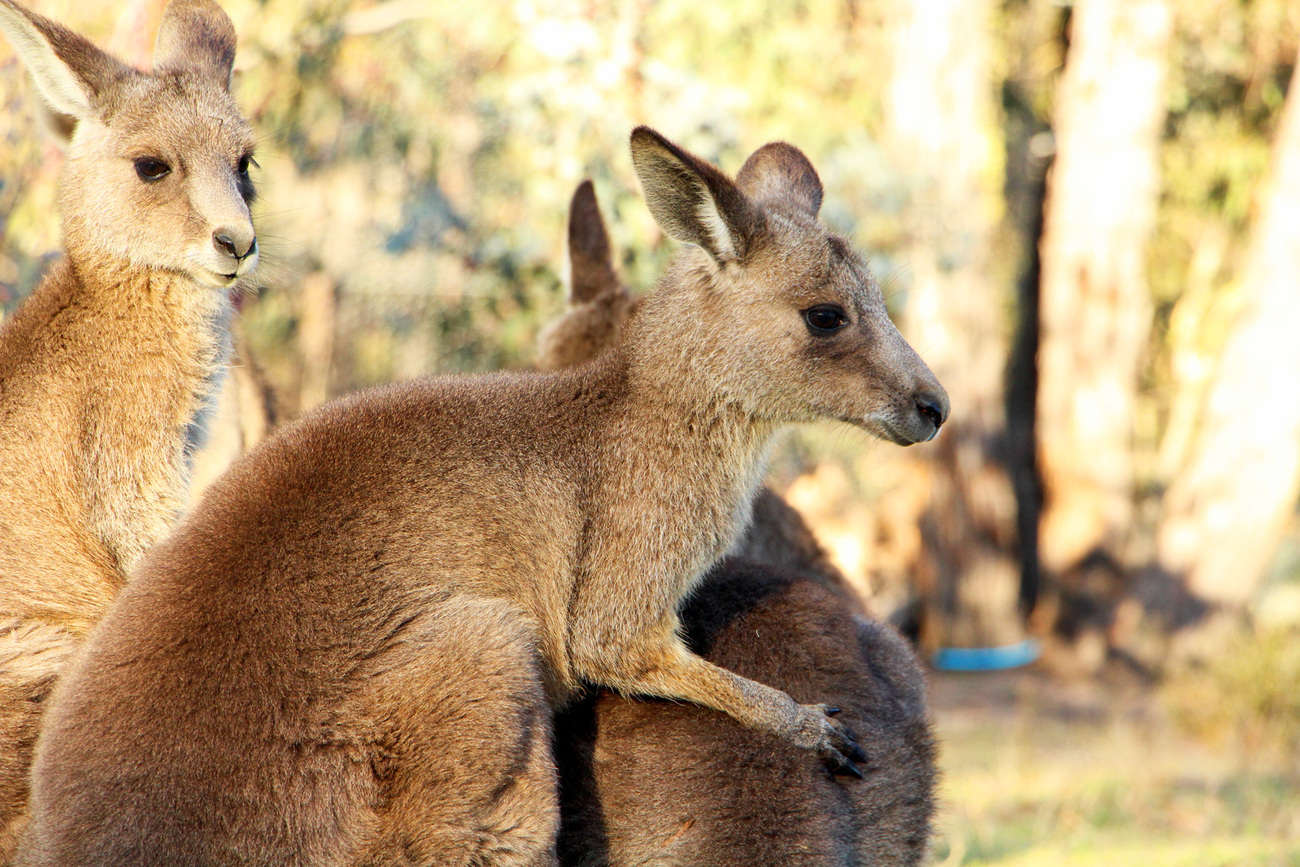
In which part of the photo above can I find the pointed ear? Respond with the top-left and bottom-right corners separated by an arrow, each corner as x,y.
736,142 -> 823,217
152,0 -> 236,91
630,126 -> 758,264
568,180 -> 622,304
0,0 -> 130,121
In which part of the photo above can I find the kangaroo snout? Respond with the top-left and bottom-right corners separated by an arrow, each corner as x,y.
891,376 -> 948,445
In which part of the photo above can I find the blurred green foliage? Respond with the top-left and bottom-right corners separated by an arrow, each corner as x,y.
1146,0 -> 1297,460
2,0 -> 1294,410
0,0 -> 1289,377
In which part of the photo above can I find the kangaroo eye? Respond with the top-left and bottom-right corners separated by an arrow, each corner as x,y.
237,154 -> 257,175
134,157 -> 171,182
804,304 -> 848,334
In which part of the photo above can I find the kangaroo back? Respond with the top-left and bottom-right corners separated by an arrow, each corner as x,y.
0,0 -> 258,852
556,562 -> 936,866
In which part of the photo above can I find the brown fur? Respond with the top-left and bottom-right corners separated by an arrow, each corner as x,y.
535,180 -> 640,374
556,562 -> 936,866
547,181 -> 935,864
0,0 -> 257,853
539,180 -> 861,614
18,129 -> 945,865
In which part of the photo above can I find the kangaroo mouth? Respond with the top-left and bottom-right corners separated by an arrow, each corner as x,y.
841,414 -> 924,447
190,267 -> 243,290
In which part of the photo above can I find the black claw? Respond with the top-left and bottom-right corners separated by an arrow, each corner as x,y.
832,757 -> 865,779
848,742 -> 867,764
825,707 -> 842,716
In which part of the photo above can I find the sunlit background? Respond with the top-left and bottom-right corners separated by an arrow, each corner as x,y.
2,0 -> 1298,863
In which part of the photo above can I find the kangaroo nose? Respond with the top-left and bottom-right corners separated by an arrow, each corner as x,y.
213,227 -> 257,260
916,391 -> 949,436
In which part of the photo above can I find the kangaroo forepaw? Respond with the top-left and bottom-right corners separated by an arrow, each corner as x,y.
793,703 -> 867,777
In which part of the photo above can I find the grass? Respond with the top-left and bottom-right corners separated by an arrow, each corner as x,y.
925,668 -> 1300,866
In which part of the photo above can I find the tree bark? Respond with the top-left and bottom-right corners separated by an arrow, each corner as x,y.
1156,57 -> 1300,607
887,0 -> 1024,652
1036,0 -> 1172,585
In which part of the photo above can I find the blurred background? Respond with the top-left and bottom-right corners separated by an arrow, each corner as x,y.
1,0 -> 1298,862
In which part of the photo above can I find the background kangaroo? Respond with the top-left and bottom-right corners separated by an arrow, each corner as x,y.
0,0 -> 258,853
548,180 -> 935,865
556,564 -> 937,867
19,128 -> 945,865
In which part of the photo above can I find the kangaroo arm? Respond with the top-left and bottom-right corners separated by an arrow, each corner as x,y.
583,633 -> 865,775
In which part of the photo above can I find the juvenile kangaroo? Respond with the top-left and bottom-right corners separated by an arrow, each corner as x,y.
19,128 -> 946,865
547,181 -> 935,865
540,179 -> 861,613
0,0 -> 258,852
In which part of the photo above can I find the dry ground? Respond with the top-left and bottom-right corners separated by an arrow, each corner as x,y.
925,668 -> 1300,866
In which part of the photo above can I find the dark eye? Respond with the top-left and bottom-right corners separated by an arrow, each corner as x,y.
804,304 -> 848,334
134,156 -> 171,181
237,154 -> 257,175
133,157 -> 171,182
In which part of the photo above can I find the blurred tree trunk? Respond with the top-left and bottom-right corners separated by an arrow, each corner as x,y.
1036,0 -> 1171,596
1156,56 -> 1300,607
298,270 -> 338,414
886,0 -> 1024,652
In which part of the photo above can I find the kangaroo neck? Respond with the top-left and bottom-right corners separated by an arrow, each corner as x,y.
66,255 -> 232,401
593,342 -> 778,555
64,255 -> 233,571
70,250 -> 230,326
611,278 -> 779,478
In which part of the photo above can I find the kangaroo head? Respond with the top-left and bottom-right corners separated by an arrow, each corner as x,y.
629,127 -> 948,446
536,180 -> 639,371
0,0 -> 258,289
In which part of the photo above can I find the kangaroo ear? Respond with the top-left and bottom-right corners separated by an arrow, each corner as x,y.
568,180 -> 621,304
0,0 -> 130,122
736,142 -> 823,217
152,0 -> 236,91
630,126 -> 758,264
37,100 -> 78,147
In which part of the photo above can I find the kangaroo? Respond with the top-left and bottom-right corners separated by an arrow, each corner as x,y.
540,179 -> 862,613
556,563 -> 936,866
18,128 -> 946,865
547,181 -> 935,865
535,181 -> 640,374
0,0 -> 258,853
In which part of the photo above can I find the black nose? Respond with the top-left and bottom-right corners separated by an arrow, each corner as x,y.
916,396 -> 946,431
